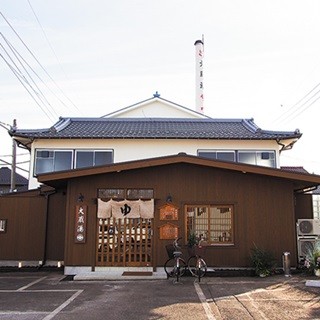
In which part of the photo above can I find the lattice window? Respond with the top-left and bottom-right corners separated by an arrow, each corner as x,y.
98,188 -> 153,200
96,217 -> 152,267
186,205 -> 234,245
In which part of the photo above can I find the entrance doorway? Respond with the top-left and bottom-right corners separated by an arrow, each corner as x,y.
96,217 -> 153,267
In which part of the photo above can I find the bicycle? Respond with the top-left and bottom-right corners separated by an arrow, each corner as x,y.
164,237 -> 187,283
187,240 -> 207,282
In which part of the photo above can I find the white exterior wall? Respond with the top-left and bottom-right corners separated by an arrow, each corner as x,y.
28,138 -> 281,189
106,100 -> 206,118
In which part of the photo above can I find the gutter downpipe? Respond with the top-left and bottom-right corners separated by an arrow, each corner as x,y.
276,138 -> 297,153
38,189 -> 56,270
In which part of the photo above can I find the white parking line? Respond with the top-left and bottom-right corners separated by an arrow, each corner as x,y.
0,311 -> 48,316
0,275 -> 83,320
194,281 -> 216,320
17,276 -> 47,291
42,289 -> 83,320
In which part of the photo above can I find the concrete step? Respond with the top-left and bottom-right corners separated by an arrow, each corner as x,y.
73,267 -> 167,281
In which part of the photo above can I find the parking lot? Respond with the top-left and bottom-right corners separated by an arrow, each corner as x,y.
0,271 -> 319,320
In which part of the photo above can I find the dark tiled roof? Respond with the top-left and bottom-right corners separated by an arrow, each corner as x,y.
313,185 -> 320,194
0,167 -> 28,185
281,166 -> 310,174
11,118 -> 301,140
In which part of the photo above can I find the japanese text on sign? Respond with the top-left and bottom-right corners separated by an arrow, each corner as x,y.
75,205 -> 87,243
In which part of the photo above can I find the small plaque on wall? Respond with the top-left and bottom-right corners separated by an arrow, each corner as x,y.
160,203 -> 178,220
0,219 -> 7,233
75,205 -> 87,243
159,223 -> 179,240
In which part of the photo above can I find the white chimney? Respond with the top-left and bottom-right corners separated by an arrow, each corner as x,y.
194,37 -> 204,113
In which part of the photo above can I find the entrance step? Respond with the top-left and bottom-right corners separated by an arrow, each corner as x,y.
73,267 -> 167,281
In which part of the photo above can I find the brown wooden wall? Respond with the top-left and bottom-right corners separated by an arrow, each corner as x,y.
63,163 -> 303,269
0,195 -> 47,260
295,193 -> 313,220
45,191 -> 66,261
0,190 -> 66,262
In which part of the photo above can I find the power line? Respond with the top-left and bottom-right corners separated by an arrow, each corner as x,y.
0,53 -> 56,122
0,10 -> 81,115
0,158 -> 29,173
0,32 -> 76,116
26,1 -> 82,114
288,94 -> 320,121
274,81 -> 320,125
0,153 -> 29,157
0,39 -> 58,120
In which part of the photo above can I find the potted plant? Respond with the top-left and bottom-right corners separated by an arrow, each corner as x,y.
187,231 -> 198,256
315,257 -> 320,277
305,240 -> 320,277
250,244 -> 276,277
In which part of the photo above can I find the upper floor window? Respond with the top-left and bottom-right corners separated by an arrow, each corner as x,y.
198,149 -> 276,168
198,150 -> 235,162
34,149 -> 113,175
75,150 -> 113,169
238,151 -> 275,167
35,150 -> 72,175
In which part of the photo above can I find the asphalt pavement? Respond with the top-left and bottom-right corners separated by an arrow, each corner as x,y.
0,270 -> 319,320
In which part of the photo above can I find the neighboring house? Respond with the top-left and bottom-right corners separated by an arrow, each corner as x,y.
312,186 -> 320,219
280,166 -> 310,175
0,167 -> 28,194
10,95 -> 301,189
282,166 -> 320,219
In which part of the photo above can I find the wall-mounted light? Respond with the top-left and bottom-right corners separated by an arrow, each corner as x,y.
166,194 -> 172,203
77,193 -> 84,202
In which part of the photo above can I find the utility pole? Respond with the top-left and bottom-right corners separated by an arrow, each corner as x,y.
10,119 -> 17,192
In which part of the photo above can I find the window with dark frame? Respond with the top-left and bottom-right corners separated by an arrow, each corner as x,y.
35,149 -> 72,175
75,150 -> 113,169
186,205 -> 234,245
34,149 -> 114,175
198,149 -> 276,168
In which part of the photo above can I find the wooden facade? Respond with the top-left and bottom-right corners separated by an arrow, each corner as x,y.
41,156 -> 318,271
0,188 -> 66,264
1,154 -> 318,273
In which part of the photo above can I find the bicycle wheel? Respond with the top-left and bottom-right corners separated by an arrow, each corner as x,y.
188,256 -> 207,278
187,256 -> 198,277
175,258 -> 186,282
195,258 -> 207,281
164,258 -> 176,278
177,258 -> 187,277
164,258 -> 186,280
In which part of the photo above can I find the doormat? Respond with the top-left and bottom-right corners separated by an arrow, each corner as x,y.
122,271 -> 153,276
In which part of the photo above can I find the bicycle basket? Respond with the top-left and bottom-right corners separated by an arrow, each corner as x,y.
165,244 -> 175,259
194,245 -> 207,257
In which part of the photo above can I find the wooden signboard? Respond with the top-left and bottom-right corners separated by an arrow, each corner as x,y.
159,223 -> 179,240
159,203 -> 178,221
75,205 -> 87,243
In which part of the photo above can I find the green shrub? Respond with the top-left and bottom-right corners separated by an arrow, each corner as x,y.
250,244 -> 277,277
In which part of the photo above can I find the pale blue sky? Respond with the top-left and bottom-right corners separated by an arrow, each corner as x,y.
1,1 -> 320,175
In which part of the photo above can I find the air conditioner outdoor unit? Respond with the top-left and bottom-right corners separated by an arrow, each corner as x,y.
297,238 -> 318,258
297,219 -> 320,236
